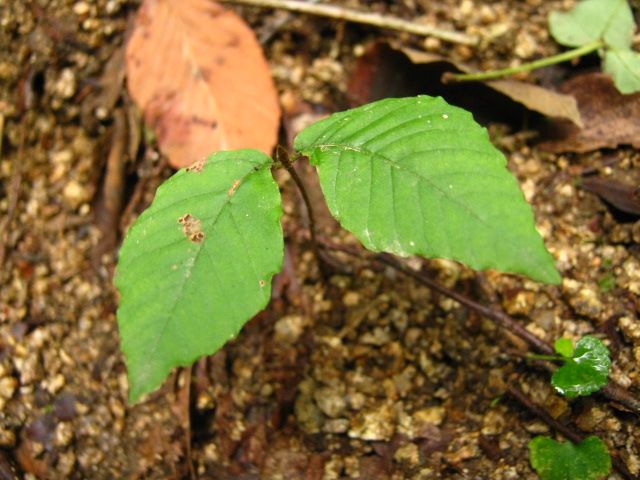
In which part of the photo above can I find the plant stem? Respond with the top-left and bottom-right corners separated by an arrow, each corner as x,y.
278,150 -> 323,273
527,353 -> 563,362
219,0 -> 478,46
317,238 -> 640,414
443,40 -> 604,83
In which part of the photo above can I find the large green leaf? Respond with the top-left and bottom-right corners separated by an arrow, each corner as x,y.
603,49 -> 640,94
529,436 -> 611,480
548,0 -> 634,49
115,150 -> 283,402
294,96 -> 560,284
552,336 -> 611,398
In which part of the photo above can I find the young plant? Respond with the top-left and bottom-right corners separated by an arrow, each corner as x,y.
115,95 -> 561,403
528,336 -> 612,479
447,0 -> 640,94
551,336 -> 611,397
529,435 -> 611,480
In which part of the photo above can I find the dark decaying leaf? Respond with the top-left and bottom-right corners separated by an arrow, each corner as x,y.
347,42 -> 582,127
581,176 -> 640,217
540,73 -> 640,152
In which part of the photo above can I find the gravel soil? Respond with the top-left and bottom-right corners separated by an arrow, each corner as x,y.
1,0 -> 639,478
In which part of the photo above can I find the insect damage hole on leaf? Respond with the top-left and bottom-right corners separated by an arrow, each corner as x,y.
178,213 -> 205,243
186,157 -> 206,172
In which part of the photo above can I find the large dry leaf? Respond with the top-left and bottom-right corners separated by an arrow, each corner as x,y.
539,73 -> 640,153
126,0 -> 280,168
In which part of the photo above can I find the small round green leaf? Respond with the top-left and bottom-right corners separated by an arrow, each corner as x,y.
115,150 -> 283,403
294,96 -> 560,284
603,49 -> 640,94
529,435 -> 611,480
554,338 -> 574,358
549,0 -> 634,49
552,336 -> 611,398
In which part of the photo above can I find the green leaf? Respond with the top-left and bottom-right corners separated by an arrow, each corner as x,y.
603,49 -> 640,94
294,96 -> 560,284
554,338 -> 574,358
115,150 -> 283,402
529,436 -> 611,480
552,336 -> 611,398
549,0 -> 635,49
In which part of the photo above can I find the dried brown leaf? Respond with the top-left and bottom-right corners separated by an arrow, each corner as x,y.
126,0 -> 281,168
399,46 -> 583,127
540,73 -> 640,153
582,176 -> 640,217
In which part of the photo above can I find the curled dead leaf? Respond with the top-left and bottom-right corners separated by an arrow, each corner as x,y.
540,73 -> 640,153
126,0 -> 281,168
347,42 -> 582,127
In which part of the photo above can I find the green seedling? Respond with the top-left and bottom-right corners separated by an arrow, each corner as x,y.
531,335 -> 611,398
448,0 -> 640,94
529,435 -> 611,480
115,95 -> 560,403
527,337 -> 612,479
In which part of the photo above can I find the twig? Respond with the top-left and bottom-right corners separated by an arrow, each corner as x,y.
181,366 -> 196,480
317,238 -> 640,414
508,384 -> 582,442
443,40 -> 603,83
220,0 -> 478,46
508,384 -> 635,480
259,0 -> 321,43
0,118 -> 25,276
93,108 -> 127,268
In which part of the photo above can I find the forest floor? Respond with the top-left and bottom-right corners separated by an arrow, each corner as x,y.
1,0 -> 639,479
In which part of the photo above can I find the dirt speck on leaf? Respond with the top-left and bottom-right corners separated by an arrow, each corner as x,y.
178,214 -> 204,243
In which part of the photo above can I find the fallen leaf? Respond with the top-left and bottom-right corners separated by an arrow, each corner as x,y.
581,176 -> 640,217
402,46 -> 583,128
347,42 -> 582,127
539,73 -> 640,152
486,79 -> 583,128
126,0 -> 281,168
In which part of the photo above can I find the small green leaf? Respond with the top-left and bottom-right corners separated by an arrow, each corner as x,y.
294,96 -> 560,284
603,49 -> 640,94
552,336 -> 611,398
554,338 -> 574,358
597,271 -> 615,292
549,0 -> 635,49
115,150 -> 283,402
529,436 -> 611,480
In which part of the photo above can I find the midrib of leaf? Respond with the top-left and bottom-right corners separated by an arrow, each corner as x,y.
601,0 -> 628,42
169,0 -> 229,149
136,163 -> 268,385
612,51 -> 640,81
315,142 -> 506,232
317,139 -> 546,268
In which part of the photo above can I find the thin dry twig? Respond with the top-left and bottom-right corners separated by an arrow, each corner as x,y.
177,366 -> 196,480
317,238 -> 640,414
508,384 -> 635,480
0,118 -> 25,276
220,0 -> 479,46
